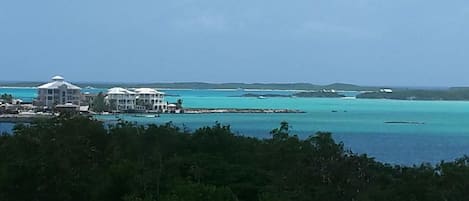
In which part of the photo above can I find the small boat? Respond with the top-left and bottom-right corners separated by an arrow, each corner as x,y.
257,96 -> 266,99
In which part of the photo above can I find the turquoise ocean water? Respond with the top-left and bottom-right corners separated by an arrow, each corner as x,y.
2,87 -> 469,165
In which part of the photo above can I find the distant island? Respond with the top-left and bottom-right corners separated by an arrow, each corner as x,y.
293,91 -> 346,98
240,93 -> 291,98
0,81 -> 380,91
239,91 -> 345,98
357,89 -> 469,101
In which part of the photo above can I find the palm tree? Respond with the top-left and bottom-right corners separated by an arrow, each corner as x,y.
0,93 -> 13,104
176,99 -> 183,109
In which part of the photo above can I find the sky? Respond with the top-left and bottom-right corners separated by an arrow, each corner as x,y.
1,0 -> 469,86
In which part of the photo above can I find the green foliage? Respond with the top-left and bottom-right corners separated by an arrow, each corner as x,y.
0,93 -> 13,103
176,99 -> 183,109
293,91 -> 345,98
357,89 -> 469,100
1,118 -> 469,201
161,182 -> 238,201
270,120 -> 290,140
91,92 -> 108,112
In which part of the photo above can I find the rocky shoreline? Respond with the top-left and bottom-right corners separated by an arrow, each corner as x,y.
183,108 -> 305,114
0,114 -> 54,123
0,108 -> 305,123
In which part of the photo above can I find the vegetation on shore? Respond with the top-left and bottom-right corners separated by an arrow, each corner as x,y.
357,89 -> 469,100
240,91 -> 345,98
0,93 -> 13,103
1,116 -> 469,201
240,93 -> 291,98
293,91 -> 345,98
91,92 -> 110,112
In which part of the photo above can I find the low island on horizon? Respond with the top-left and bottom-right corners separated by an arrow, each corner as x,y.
3,80 -> 469,101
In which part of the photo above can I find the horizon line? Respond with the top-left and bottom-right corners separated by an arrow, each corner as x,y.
0,80 -> 457,89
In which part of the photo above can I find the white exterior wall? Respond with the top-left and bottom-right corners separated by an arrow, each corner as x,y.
107,94 -> 136,111
137,92 -> 167,112
37,76 -> 81,108
135,88 -> 167,112
106,88 -> 137,112
106,88 -> 167,113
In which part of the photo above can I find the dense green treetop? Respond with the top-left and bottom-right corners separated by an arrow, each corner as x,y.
0,93 -> 13,103
1,116 -> 469,201
91,92 -> 108,112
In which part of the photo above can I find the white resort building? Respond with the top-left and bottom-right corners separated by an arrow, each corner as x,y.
35,75 -> 169,113
36,76 -> 81,108
135,88 -> 167,112
106,87 -> 167,112
106,87 -> 137,111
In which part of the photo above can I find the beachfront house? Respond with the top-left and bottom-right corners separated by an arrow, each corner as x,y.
106,87 -> 137,112
135,88 -> 167,112
36,76 -> 81,109
105,87 -> 168,113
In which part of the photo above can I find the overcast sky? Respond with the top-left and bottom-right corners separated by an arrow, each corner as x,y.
1,0 -> 469,86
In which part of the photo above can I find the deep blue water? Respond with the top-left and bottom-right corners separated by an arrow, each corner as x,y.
0,123 -> 14,134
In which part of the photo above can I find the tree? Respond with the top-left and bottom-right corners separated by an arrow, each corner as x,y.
91,92 -> 108,113
108,99 -> 117,112
0,93 -> 13,103
270,121 -> 290,140
2,117 -> 469,201
176,99 -> 183,109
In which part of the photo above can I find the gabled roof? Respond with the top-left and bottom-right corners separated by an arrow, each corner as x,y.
135,88 -> 165,95
37,76 -> 81,90
108,87 -> 136,95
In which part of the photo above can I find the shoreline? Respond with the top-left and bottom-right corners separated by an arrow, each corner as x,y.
183,108 -> 304,114
0,114 -> 54,123
0,108 -> 305,123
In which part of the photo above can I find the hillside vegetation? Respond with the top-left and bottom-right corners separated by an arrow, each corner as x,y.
1,116 -> 469,201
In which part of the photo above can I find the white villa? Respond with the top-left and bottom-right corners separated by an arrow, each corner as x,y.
36,76 -> 81,108
35,75 -> 169,113
106,87 -> 137,111
106,87 -> 167,112
135,88 -> 167,112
